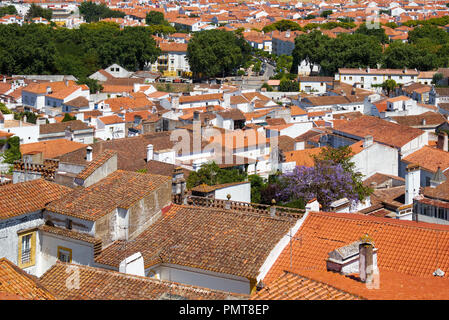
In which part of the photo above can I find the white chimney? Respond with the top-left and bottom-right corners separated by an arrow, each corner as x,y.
405,164 -> 420,205
363,135 -> 373,148
119,252 -> 145,277
170,93 -> 180,110
359,234 -> 376,284
305,198 -> 320,213
146,144 -> 154,162
46,86 -> 52,94
223,92 -> 231,109
86,146 -> 93,162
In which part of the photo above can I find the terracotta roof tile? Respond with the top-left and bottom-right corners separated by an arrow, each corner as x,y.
0,258 -> 56,300
333,115 -> 424,148
46,170 -> 171,221
252,271 -> 362,300
402,146 -> 449,173
40,262 -> 247,300
0,179 -> 72,220
39,120 -> 92,135
264,211 -> 449,299
76,150 -> 118,180
20,139 -> 87,159
94,204 -> 297,279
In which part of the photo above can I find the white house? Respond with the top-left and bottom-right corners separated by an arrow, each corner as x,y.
96,115 -> 126,140
336,68 -> 420,89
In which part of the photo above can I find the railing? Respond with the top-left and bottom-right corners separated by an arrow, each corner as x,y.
183,195 -> 305,219
13,160 -> 58,180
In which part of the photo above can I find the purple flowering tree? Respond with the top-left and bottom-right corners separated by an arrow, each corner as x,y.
276,160 -> 358,211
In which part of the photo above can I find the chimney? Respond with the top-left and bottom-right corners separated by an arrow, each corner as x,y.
363,135 -> 373,148
359,234 -> 375,284
46,86 -> 52,94
225,194 -> 231,209
193,110 -> 200,121
437,131 -> 448,152
421,118 -> 426,126
146,144 -> 154,162
223,92 -> 231,109
270,199 -> 276,217
36,117 -> 46,126
285,29 -> 290,38
366,66 -> 370,73
64,125 -> 74,141
430,166 -> 447,188
170,93 -> 180,110
405,164 -> 420,205
65,79 -> 69,87
305,198 -> 320,213
86,146 -> 93,162
119,252 -> 145,277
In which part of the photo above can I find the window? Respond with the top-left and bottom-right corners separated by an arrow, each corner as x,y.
349,76 -> 352,80
320,82 -> 323,86
57,246 -> 72,263
426,177 -> 431,186
18,231 -> 36,268
374,77 -> 377,81
361,77 -> 364,82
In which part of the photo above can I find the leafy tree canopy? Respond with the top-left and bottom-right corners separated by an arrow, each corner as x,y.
79,1 -> 125,23
0,5 -> 17,18
187,29 -> 252,79
62,113 -> 76,122
25,4 -> 52,21
186,162 -> 247,190
145,11 -> 170,26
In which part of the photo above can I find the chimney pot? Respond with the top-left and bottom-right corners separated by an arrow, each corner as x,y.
86,146 -> 93,162
146,144 -> 154,162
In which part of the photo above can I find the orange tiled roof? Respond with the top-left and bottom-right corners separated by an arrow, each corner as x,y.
0,258 -> 56,300
284,147 -> 322,167
333,115 -> 424,149
402,145 -> 449,173
40,262 -> 247,300
94,204 -> 297,279
20,139 -> 87,159
252,271 -> 363,300
46,170 -> 171,221
0,179 -> 72,220
264,211 -> 449,299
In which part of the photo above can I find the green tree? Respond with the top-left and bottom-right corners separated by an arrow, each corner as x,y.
355,23 -> 388,44
261,82 -> 273,91
380,79 -> 398,96
0,103 -> 12,114
186,162 -> 247,190
187,29 -> 251,79
25,4 -> 53,21
145,11 -> 169,26
432,73 -> 444,85
320,10 -> 333,18
279,79 -> 299,92
62,113 -> 76,122
0,5 -> 17,17
79,1 -> 125,23
262,19 -> 302,33
77,78 -> 103,94
2,136 -> 21,165
248,174 -> 265,203
408,25 -> 449,45
313,146 -> 373,202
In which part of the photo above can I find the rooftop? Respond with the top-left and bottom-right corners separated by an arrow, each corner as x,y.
46,170 -> 171,221
0,179 -> 71,220
40,262 -> 246,300
94,203 -> 298,279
